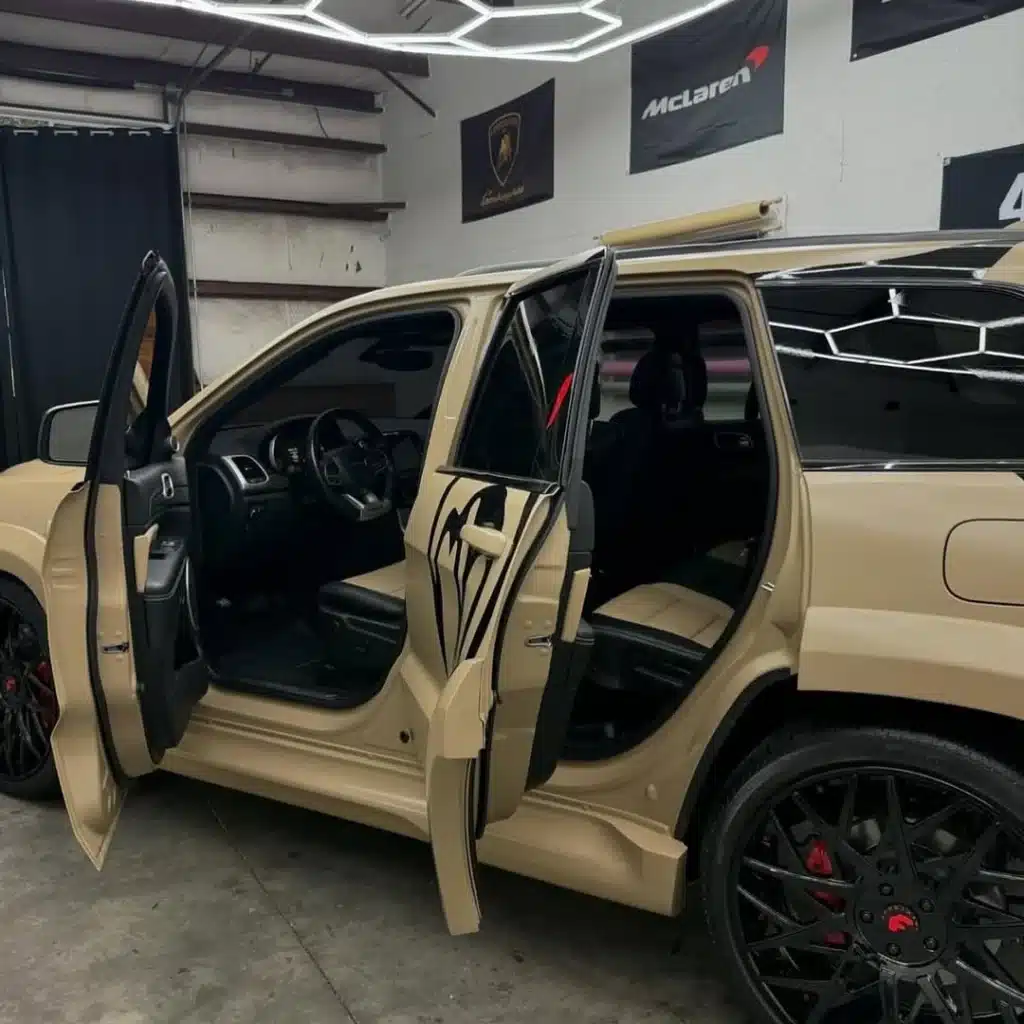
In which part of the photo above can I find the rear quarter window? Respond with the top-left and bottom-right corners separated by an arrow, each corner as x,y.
759,283 -> 1024,465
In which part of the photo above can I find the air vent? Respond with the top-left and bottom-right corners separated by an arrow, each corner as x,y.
227,454 -> 269,487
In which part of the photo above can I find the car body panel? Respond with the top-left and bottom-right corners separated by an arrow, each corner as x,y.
798,470 -> 1024,723
2,228 -> 1023,922
42,481 -> 124,866
43,255 -> 198,868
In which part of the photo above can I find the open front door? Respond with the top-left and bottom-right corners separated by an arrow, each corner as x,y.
400,247 -> 616,934
43,253 -> 206,868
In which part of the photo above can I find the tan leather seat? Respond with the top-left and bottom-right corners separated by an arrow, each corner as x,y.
592,581 -> 733,649
338,560 -> 406,602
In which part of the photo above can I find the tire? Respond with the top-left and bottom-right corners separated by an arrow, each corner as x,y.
699,726 -> 1024,1024
0,578 -> 60,801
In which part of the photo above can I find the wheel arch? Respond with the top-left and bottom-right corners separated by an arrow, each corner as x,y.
0,525 -> 48,610
676,670 -> 1024,880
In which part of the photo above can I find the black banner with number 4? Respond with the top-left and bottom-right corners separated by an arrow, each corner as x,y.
939,143 -> 1024,230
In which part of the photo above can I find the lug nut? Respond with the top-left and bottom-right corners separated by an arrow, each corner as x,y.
924,937 -> 938,952
860,910 -> 874,923
880,883 -> 894,897
886,943 -> 901,957
920,898 -> 934,913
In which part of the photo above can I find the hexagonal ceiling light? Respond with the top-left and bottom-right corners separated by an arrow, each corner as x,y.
126,0 -> 744,62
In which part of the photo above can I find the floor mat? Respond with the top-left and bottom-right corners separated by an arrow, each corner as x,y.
214,617 -> 325,690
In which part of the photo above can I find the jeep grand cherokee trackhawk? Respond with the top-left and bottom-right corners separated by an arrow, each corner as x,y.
1,199 -> 1024,1024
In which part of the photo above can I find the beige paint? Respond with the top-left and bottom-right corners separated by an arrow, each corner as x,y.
798,472 -> 1024,721
9,230 -> 1023,932
944,519 -> 1024,606
133,524 -> 159,594
42,484 -> 123,868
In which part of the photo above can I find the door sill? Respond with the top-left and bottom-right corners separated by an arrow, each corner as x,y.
209,668 -> 383,711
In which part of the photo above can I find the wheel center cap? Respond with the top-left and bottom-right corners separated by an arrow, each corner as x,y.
857,890 -> 945,965
883,904 -> 919,935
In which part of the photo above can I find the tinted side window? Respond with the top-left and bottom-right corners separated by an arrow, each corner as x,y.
456,273 -> 594,480
760,283 -> 1024,464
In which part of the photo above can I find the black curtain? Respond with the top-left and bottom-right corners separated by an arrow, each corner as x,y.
0,127 -> 193,467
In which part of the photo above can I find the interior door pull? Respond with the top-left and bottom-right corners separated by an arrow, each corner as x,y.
714,431 -> 753,451
460,523 -> 507,559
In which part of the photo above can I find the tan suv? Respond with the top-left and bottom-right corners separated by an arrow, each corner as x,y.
1,198 -> 1023,1024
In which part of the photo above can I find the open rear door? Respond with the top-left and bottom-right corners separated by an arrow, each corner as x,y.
43,253 -> 206,868
399,247 -> 616,934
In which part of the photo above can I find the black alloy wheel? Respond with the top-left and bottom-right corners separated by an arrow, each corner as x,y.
702,727 -> 1024,1024
0,579 -> 59,800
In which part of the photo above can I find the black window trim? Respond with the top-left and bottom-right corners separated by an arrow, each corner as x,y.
757,275 -> 1024,472
443,262 -> 605,487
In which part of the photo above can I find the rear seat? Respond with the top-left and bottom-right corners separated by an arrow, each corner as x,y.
592,582 -> 733,651
583,541 -> 752,698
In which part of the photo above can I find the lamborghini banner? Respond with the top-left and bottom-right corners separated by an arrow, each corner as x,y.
851,0 -> 1024,60
460,79 -> 555,223
629,0 -> 787,176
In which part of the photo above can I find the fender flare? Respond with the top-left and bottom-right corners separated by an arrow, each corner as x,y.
797,606 -> 1024,725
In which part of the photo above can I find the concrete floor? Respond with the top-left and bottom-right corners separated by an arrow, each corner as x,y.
0,774 -> 747,1024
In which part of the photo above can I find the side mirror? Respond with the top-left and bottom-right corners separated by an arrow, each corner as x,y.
38,401 -> 99,465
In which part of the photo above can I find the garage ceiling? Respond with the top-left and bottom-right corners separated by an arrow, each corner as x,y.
0,0 -> 432,112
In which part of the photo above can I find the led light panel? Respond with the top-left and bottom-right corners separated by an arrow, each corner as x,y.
125,0 -> 744,62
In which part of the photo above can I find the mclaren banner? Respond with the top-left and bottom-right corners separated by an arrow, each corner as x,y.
851,0 -> 1024,60
629,0 -> 787,175
460,79 -> 555,223
940,143 -> 1024,230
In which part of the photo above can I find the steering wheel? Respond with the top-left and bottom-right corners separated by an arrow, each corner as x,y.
305,409 -> 396,522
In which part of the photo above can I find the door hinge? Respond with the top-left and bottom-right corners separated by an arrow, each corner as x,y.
101,641 -> 130,654
525,635 -> 553,650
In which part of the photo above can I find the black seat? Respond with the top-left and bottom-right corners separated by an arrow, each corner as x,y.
587,341 -> 708,595
317,561 -> 406,685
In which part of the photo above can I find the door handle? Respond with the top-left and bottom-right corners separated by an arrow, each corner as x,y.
460,523 -> 507,558
714,431 -> 754,452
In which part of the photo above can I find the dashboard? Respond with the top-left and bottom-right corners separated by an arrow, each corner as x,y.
196,414 -> 427,578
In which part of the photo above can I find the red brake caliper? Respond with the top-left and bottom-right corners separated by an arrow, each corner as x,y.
805,838 -> 849,947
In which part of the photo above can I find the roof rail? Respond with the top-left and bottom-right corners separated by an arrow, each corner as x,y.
599,197 -> 784,248
455,258 -> 547,277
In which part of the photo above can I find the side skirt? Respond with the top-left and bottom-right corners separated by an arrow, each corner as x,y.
162,713 -> 686,917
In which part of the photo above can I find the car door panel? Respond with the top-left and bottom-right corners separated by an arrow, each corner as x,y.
397,247 -> 616,935
121,454 -> 201,754
45,252 -> 207,868
44,482 -> 125,868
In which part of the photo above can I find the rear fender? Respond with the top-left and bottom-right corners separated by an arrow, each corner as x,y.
798,607 -> 1024,723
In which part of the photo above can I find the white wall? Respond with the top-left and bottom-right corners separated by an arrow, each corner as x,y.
177,92 -> 385,384
383,0 -> 1024,283
0,77 -> 388,385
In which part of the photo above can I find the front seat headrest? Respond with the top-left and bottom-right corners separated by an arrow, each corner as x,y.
629,350 -> 683,413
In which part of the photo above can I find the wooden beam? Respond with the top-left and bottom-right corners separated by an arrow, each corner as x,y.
0,0 -> 429,78
0,41 -> 381,113
186,193 -> 405,222
192,281 -> 373,302
183,122 -> 386,156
